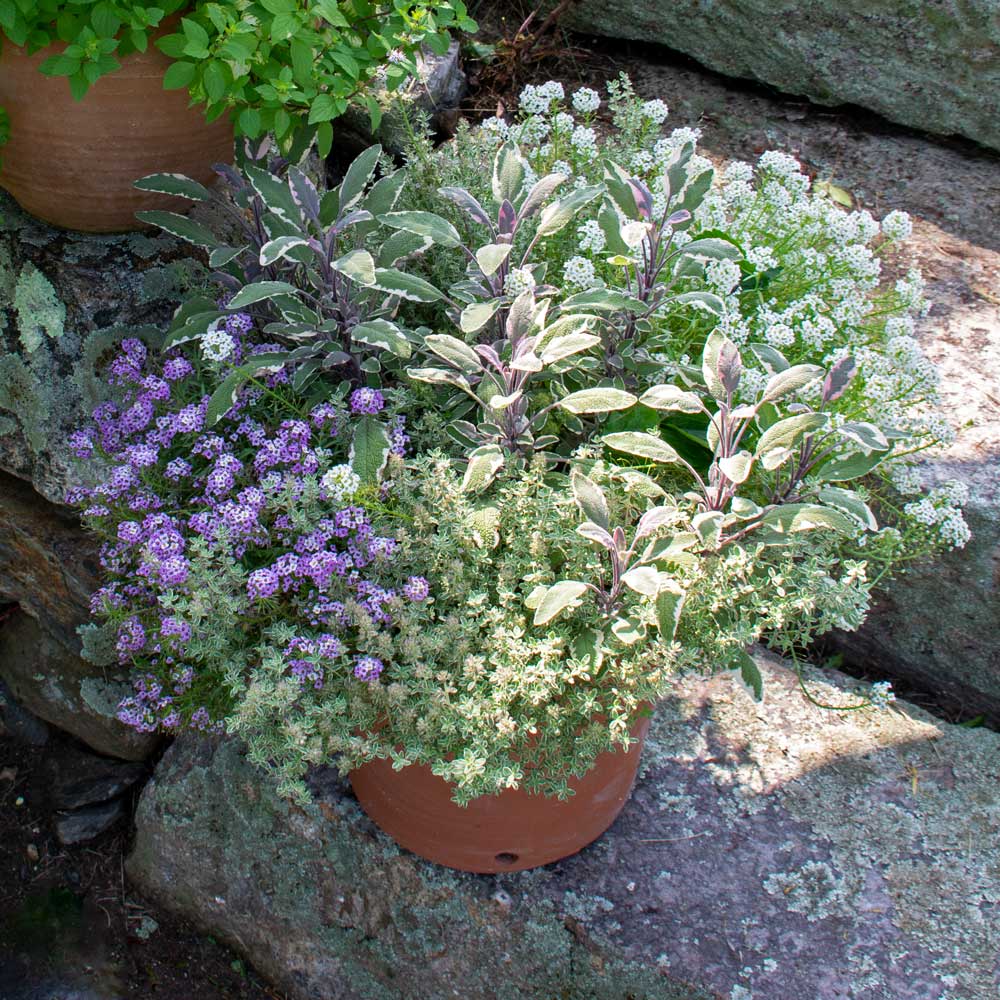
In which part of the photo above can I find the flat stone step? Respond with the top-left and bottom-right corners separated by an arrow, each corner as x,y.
126,652 -> 1000,1000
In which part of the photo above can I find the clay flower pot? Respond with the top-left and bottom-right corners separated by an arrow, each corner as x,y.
349,715 -> 651,873
0,36 -> 232,232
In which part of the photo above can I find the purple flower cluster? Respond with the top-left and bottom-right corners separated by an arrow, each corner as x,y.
72,336 -> 425,737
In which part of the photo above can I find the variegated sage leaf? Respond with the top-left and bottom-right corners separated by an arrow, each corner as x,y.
655,581 -> 685,641
461,444 -> 505,493
638,384 -> 703,413
533,580 -> 589,626
560,387 -> 637,414
603,431 -> 680,464
423,334 -> 484,374
762,363 -> 824,402
349,414 -> 391,485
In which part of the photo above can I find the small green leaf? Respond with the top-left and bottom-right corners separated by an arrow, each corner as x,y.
731,649 -> 763,701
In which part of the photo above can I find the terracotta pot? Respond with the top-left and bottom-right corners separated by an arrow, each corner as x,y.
349,714 -> 651,873
0,35 -> 233,232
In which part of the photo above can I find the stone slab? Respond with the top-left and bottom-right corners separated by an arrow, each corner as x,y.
126,652 -> 1000,1000
565,0 -> 1000,151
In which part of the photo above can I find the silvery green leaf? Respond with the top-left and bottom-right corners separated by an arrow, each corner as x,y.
635,505 -> 675,539
718,450 -> 754,484
371,268 -> 443,303
518,172 -> 565,220
560,388 -> 637,414
506,290 -> 540,343
617,469 -> 667,499
209,245 -> 247,268
822,355 -> 858,403
524,584 -> 549,610
729,497 -> 762,520
378,230 -> 432,267
488,390 -> 523,411
748,343 -> 790,373
492,142 -> 528,204
135,210 -> 219,249
693,510 -> 724,548
379,210 -> 463,247
461,444 -> 505,493
536,184 -> 603,237
134,172 -> 212,201
760,446 -> 795,471
731,649 -> 763,701
611,615 -> 646,645
655,582 -> 685,641
571,469 -> 610,529
817,449 -> 891,482
730,404 -> 758,419
533,580 -> 589,626
816,486 -> 878,530
332,248 -> 376,286
701,331 -> 729,399
759,503 -> 855,535
680,236 -> 741,260
672,290 -> 725,315
227,280 -> 300,309
259,235 -> 310,266
561,288 -> 645,313
338,144 -> 381,213
540,332 -> 601,364
509,351 -> 543,373
475,243 -> 513,276
622,566 -> 661,596
438,186 -> 492,227
460,300 -> 501,334
424,334 -> 484,374
762,363 -> 824,402
638,384 -> 703,413
603,431 -> 680,464
349,414 -> 391,485
577,521 -> 616,550
352,319 -> 411,357
755,412 -> 828,457
641,531 -> 699,563
445,420 -> 482,449
838,421 -> 890,453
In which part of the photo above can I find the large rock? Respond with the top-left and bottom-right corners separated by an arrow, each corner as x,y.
565,0 -> 1000,151
623,55 -> 1000,719
127,652 -> 1000,1000
0,192 -> 200,757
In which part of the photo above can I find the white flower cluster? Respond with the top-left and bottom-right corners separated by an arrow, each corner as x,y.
320,464 -> 361,504
577,219 -> 606,253
571,87 -> 600,113
641,98 -> 669,124
504,267 -> 536,298
201,326 -> 236,363
564,255 -> 598,288
869,681 -> 896,710
902,481 -> 970,548
881,209 -> 913,241
519,80 -> 564,115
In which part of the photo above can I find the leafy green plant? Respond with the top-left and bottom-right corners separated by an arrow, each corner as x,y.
0,0 -> 476,152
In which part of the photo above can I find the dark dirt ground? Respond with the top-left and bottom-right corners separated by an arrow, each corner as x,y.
0,732 -> 286,1000
3,7 -> 999,999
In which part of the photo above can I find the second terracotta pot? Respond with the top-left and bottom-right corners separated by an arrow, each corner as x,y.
349,715 -> 651,873
0,34 -> 233,232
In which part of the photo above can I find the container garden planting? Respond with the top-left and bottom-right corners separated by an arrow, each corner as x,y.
66,79 -> 968,873
0,0 -> 475,231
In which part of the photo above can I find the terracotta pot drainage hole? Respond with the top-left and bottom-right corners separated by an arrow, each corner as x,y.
494,853 -> 519,866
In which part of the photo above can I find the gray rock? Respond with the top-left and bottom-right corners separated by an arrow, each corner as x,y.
126,651 -> 1000,1000
0,602 -> 157,763
0,676 -> 50,745
566,0 -> 1000,151
55,798 -> 126,845
47,749 -> 146,811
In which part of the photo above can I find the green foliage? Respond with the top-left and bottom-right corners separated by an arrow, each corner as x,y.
0,0 -> 476,151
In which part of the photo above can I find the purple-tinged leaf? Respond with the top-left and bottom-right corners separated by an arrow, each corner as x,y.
822,355 -> 858,403
717,339 -> 743,394
666,209 -> 692,227
498,199 -> 517,236
287,167 -> 320,224
438,185 -> 492,228
626,178 -> 654,220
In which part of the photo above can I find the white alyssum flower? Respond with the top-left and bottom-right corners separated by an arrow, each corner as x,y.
641,98 -> 669,124
504,267 -> 536,297
321,464 -> 361,503
518,84 -> 549,116
881,209 -> 913,241
577,219 -> 606,253
704,258 -> 742,294
201,327 -> 236,363
570,125 -> 598,158
564,255 -> 598,288
765,322 -> 796,347
553,111 -> 574,133
632,150 -> 655,172
551,159 -> 573,178
572,87 -> 600,113
538,80 -> 565,102
869,681 -> 896,710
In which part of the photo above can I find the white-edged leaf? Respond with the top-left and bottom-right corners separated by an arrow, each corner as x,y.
380,210 -> 463,247
338,144 -> 381,212
371,268 -> 443,303
475,243 -> 513,276
462,444 -> 505,493
536,184 -> 603,237
635,505 -> 674,539
655,581 -> 685,640
731,649 -> 763,701
540,332 -> 601,364
577,521 -> 616,550
227,281 -> 300,309
488,390 -> 523,411
816,486 -> 878,530
209,245 -> 246,268
134,172 -> 212,201
352,319 -> 411,357
759,503 -> 856,535
135,210 -> 219,248
259,235 -> 310,266
492,142 -> 528,204
718,450 -> 754,484
460,300 -> 501,334
332,248 -> 376,286
755,412 -> 828,457
762,364 -> 824,402
349,414 -> 391,484
423,334 -> 483,374
533,580 -> 589,626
